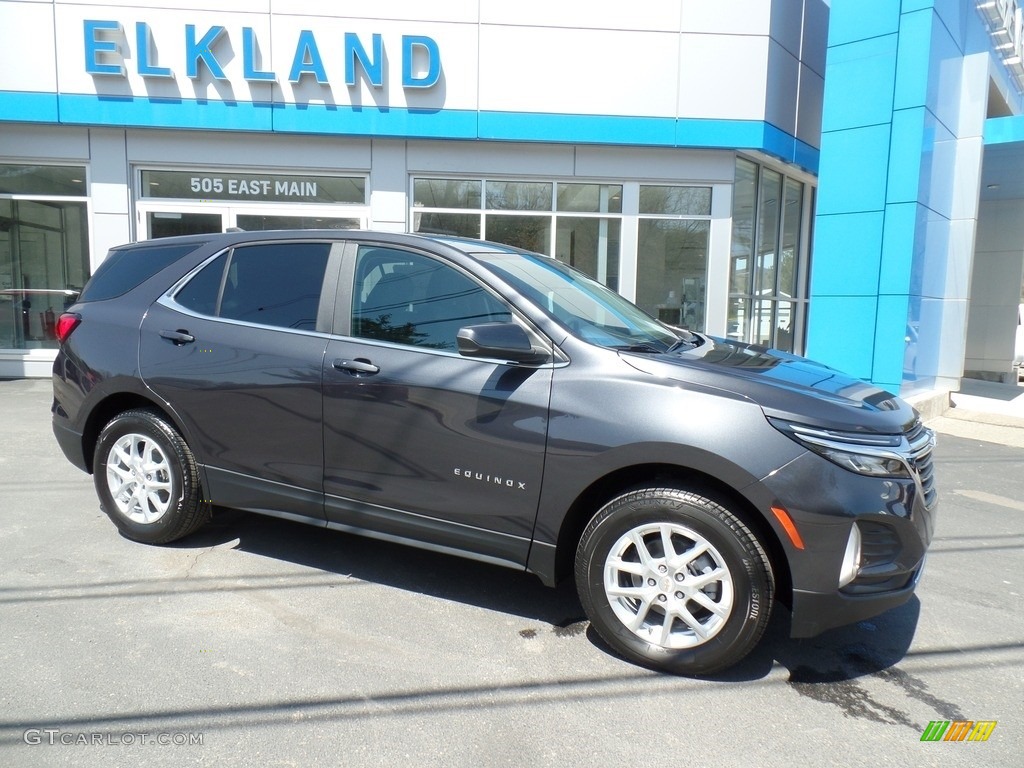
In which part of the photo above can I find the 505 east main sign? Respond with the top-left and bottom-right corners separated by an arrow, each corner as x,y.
83,20 -> 442,89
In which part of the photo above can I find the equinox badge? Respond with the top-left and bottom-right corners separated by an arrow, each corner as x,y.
453,468 -> 527,491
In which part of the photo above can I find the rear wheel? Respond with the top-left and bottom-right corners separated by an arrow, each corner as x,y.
93,409 -> 209,544
576,487 -> 774,675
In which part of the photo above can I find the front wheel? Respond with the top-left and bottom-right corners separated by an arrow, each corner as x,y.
93,409 -> 209,544
575,487 -> 774,675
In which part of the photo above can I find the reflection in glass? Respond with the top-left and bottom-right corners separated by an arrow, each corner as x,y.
485,215 -> 552,254
780,178 -> 803,299
636,219 -> 710,332
0,199 -> 89,350
236,214 -> 360,231
730,159 -> 757,295
555,217 -> 621,290
557,184 -> 623,213
639,186 -> 712,216
413,178 -> 481,209
485,181 -> 553,211
412,211 -> 480,238
148,211 -> 222,239
0,164 -> 86,196
756,169 -> 782,298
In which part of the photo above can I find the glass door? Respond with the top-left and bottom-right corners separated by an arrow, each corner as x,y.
142,205 -> 227,239
138,204 -> 365,240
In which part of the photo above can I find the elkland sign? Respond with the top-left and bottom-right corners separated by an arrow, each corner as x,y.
84,19 -> 442,89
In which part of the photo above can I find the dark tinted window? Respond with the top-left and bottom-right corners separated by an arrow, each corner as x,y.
174,252 -> 228,316
352,247 -> 511,350
80,243 -> 201,302
219,242 -> 330,331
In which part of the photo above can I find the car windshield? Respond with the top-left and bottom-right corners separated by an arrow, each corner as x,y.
474,250 -> 682,351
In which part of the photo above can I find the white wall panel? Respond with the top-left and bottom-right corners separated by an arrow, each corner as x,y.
678,35 -> 770,121
1,2 -> 57,93
680,0 -> 771,36
478,26 -> 680,117
482,0 -> 681,32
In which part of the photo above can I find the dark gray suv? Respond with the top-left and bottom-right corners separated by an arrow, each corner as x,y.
52,230 -> 936,674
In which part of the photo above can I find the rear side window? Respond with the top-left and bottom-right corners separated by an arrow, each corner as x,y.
175,242 -> 330,331
79,243 -> 202,302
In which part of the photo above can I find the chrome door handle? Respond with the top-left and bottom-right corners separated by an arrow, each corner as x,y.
159,329 -> 195,345
333,358 -> 380,375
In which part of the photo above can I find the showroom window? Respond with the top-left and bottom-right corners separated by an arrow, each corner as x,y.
636,186 -> 712,332
0,165 -> 90,351
412,178 -> 622,290
728,157 -> 811,354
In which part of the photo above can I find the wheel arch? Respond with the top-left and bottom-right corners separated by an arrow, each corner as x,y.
549,464 -> 793,609
81,392 -> 188,475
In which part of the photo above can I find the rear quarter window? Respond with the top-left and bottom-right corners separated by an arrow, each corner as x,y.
79,242 -> 204,302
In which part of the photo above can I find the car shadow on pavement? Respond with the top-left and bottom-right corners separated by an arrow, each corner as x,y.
172,506 -> 921,685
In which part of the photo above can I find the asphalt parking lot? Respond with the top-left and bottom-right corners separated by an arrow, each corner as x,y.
0,377 -> 1021,767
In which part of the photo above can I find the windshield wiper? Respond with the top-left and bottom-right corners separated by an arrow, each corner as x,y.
667,333 -> 704,352
614,343 -> 665,354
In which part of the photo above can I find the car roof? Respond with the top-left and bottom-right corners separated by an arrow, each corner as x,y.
109,229 -> 531,257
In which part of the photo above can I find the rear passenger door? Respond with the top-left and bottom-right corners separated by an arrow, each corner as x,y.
321,244 -> 553,567
140,239 -> 340,522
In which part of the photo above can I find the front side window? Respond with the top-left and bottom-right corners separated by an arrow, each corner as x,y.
174,242 -> 330,331
477,250 -> 678,351
352,247 -> 512,350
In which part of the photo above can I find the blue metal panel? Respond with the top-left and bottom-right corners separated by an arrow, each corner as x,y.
816,123 -> 891,215
57,94 -> 274,131
827,0 -> 901,46
806,296 -> 878,380
821,34 -> 898,132
810,212 -> 884,296
0,91 -> 60,123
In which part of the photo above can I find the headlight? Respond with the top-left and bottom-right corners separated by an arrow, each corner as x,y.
768,418 -> 911,479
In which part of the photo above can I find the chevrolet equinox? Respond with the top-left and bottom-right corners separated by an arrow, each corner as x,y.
52,230 -> 936,674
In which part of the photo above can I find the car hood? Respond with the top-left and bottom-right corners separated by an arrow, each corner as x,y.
618,335 -> 919,434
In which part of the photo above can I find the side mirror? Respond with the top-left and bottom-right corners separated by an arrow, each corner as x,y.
456,322 -> 548,365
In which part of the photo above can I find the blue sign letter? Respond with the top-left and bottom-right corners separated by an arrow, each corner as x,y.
243,27 -> 275,82
84,20 -> 123,76
186,24 -> 227,80
345,33 -> 383,87
136,22 -> 172,78
289,30 -> 328,83
402,35 -> 440,88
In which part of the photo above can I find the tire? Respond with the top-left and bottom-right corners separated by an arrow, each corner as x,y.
92,409 -> 210,544
575,487 -> 774,675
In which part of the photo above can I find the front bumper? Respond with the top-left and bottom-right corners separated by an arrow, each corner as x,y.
754,448 -> 936,638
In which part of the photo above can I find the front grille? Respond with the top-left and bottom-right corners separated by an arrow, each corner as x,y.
903,419 -> 937,509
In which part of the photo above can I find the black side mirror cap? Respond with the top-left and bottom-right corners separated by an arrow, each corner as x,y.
456,323 -> 549,365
